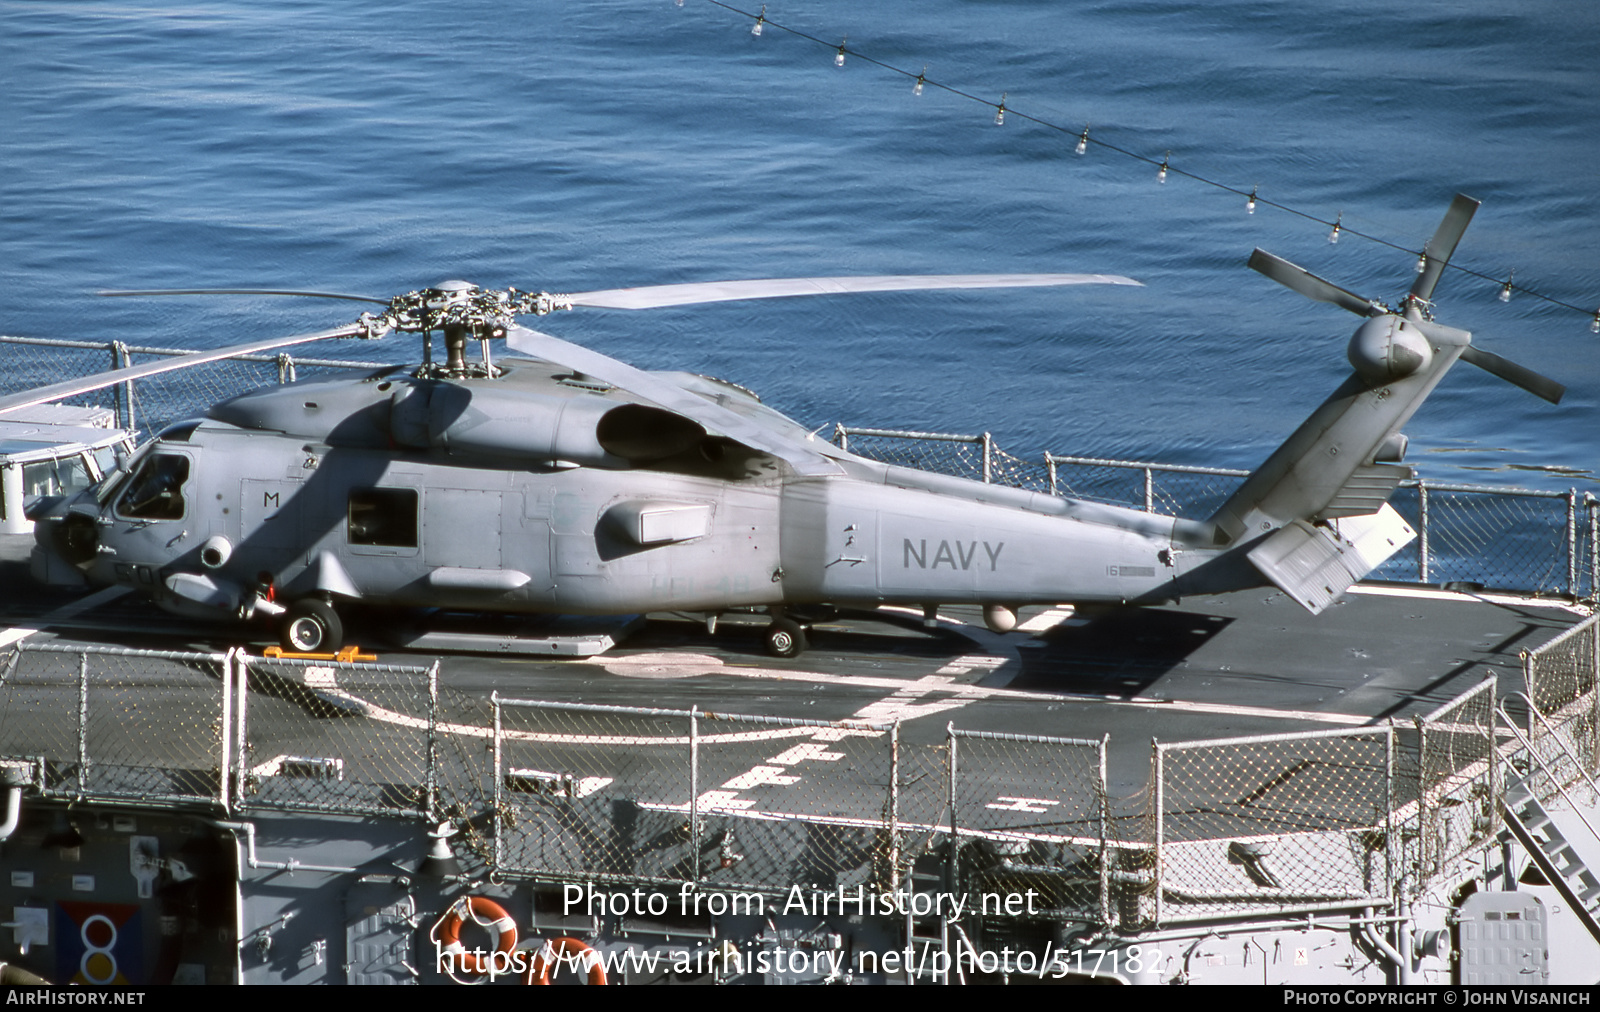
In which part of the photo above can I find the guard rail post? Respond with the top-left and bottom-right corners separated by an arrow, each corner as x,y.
490,692 -> 504,871
690,705 -> 701,883
425,661 -> 440,820
1566,489 -> 1579,596
1417,482 -> 1432,584
887,719 -> 901,893
76,653 -> 89,795
111,342 -> 132,430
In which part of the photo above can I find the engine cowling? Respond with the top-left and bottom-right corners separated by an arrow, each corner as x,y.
390,384 -> 707,467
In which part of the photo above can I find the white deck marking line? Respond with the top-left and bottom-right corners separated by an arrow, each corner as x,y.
607,655 -> 1372,726
637,799 -> 1109,845
0,586 -> 131,650
1349,584 -> 1593,615
1016,606 -> 1075,634
282,673 -> 821,744
1119,696 -> 1368,726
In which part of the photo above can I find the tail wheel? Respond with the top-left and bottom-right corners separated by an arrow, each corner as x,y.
764,617 -> 807,659
280,599 -> 343,653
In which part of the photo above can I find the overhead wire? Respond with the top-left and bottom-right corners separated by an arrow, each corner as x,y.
696,0 -> 1600,331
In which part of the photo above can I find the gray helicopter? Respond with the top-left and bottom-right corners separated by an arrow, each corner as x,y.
3,195 -> 1563,657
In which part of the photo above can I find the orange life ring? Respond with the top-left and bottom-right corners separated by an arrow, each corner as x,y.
437,896 -> 518,977
526,936 -> 607,985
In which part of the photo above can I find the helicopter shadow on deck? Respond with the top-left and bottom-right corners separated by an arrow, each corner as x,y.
628,607 -> 979,664
1007,606 -> 1234,698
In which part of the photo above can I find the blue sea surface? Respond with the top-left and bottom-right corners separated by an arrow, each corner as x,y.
2,0 -> 1596,489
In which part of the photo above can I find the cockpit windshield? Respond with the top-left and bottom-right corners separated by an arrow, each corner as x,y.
114,453 -> 190,520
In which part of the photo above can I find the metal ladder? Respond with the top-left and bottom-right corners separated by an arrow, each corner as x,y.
1497,702 -> 1600,945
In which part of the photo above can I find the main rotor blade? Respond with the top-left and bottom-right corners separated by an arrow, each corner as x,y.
1247,249 -> 1378,316
1460,345 -> 1565,405
505,325 -> 843,476
0,323 -> 368,420
561,273 -> 1142,311
1409,194 -> 1480,305
100,288 -> 390,305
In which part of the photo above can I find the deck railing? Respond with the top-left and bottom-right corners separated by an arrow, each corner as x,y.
4,643 -> 1585,931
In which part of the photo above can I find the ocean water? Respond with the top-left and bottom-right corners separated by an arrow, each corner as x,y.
3,0 -> 1596,490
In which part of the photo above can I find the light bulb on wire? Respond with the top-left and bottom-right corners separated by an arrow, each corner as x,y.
1157,153 -> 1169,184
994,93 -> 1006,126
1498,270 -> 1515,303
913,66 -> 925,97
835,39 -> 846,67
751,6 -> 765,36
1246,186 -> 1257,215
1075,126 -> 1088,156
1329,213 -> 1342,244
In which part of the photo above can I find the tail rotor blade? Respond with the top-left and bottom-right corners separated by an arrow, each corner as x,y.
1247,249 -> 1378,316
1460,345 -> 1566,404
1408,194 -> 1480,304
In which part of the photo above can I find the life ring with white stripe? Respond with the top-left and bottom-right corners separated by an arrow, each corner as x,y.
526,936 -> 607,985
437,896 -> 517,977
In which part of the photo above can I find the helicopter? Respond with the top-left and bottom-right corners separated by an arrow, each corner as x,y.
2,195 -> 1564,658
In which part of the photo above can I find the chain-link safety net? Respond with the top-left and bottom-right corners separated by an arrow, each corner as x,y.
0,340 -> 124,419
1523,613 -> 1600,798
1408,486 -> 1577,595
0,336 -> 385,439
949,730 -> 1109,927
234,656 -> 440,818
691,714 -> 898,897
1050,458 -> 1248,518
1414,679 -> 1499,884
490,699 -> 696,883
0,645 -> 228,805
833,429 -> 996,485
1152,727 -> 1394,926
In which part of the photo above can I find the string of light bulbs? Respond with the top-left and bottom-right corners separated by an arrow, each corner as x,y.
694,0 -> 1600,334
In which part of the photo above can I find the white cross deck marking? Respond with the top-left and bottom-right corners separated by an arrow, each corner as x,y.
936,655 -> 1006,676
696,790 -> 757,812
767,743 -> 844,765
721,765 -> 801,790
985,796 -> 1060,813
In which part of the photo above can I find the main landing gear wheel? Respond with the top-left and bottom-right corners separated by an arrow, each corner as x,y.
764,617 -> 807,659
280,599 -> 343,654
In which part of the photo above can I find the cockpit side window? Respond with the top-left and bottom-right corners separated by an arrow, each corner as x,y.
114,453 -> 190,521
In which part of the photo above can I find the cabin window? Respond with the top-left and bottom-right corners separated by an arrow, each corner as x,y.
22,455 -> 94,501
115,453 -> 190,521
348,488 -> 418,547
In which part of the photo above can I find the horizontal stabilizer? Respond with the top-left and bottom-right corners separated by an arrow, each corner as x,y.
1248,504 -> 1416,614
1318,463 -> 1412,520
